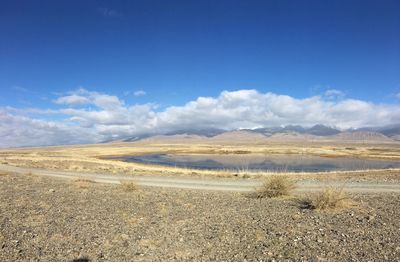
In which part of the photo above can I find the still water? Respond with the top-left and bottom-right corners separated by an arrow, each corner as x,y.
111,154 -> 400,172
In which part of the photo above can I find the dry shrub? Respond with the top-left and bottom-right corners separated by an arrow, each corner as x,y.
120,181 -> 138,192
309,187 -> 353,210
73,178 -> 95,189
256,175 -> 296,198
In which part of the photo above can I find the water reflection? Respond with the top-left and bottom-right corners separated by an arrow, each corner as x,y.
112,154 -> 400,172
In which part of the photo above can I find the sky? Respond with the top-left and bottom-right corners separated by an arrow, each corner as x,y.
1,0 -> 400,147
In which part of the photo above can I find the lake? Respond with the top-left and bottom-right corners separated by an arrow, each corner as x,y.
110,154 -> 400,172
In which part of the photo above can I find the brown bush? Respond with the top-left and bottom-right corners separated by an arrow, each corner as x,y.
308,187 -> 353,210
256,175 -> 296,198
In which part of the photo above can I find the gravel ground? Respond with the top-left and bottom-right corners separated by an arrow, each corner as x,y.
0,172 -> 399,261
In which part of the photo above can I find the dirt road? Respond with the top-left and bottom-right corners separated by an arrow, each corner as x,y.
1,164 -> 399,193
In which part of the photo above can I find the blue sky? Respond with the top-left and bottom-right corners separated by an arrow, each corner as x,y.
1,0 -> 400,147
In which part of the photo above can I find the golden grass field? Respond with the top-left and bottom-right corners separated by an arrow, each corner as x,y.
1,139 -> 400,181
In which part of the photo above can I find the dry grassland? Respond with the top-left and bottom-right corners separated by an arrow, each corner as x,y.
0,140 -> 399,181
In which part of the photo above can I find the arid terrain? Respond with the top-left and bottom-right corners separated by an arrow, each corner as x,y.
1,138 -> 400,261
1,172 -> 399,261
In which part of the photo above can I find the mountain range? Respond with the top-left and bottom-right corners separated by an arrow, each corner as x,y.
117,124 -> 400,143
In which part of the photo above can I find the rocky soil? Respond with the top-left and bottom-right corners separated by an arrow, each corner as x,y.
0,172 -> 399,261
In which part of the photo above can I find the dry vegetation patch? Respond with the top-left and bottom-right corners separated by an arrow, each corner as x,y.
120,181 -> 138,192
72,178 -> 95,189
306,187 -> 354,210
255,175 -> 296,198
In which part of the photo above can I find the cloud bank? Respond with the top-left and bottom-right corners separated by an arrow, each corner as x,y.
1,89 -> 400,147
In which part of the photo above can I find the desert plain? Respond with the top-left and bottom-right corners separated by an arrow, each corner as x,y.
1,136 -> 400,261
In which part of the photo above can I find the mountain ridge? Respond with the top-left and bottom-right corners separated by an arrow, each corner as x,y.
116,124 -> 400,143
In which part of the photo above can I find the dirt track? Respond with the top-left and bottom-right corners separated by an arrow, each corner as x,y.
1,164 -> 399,193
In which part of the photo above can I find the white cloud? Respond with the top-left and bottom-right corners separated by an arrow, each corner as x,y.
0,109 -> 98,148
155,90 -> 399,130
92,94 -> 123,109
134,90 -> 146,97
324,89 -> 345,99
54,89 -> 123,109
53,95 -> 90,105
1,88 -> 400,147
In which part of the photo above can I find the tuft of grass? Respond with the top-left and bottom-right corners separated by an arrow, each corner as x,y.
73,178 -> 95,189
120,181 -> 138,192
308,187 -> 353,210
255,175 -> 296,198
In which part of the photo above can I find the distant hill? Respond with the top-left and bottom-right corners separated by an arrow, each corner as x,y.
380,125 -> 400,137
249,124 -> 340,136
357,124 -> 400,138
137,134 -> 206,143
122,134 -> 152,142
121,128 -> 224,142
164,128 -> 225,137
210,130 -> 268,143
307,124 -> 340,136
391,135 -> 400,141
329,131 -> 393,142
107,124 -> 399,144
265,132 -> 319,142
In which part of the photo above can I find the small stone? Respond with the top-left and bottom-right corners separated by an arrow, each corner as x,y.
49,189 -> 55,193
120,234 -> 129,240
